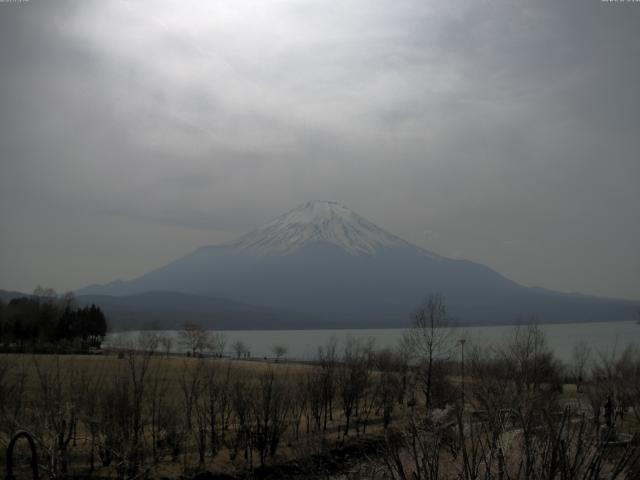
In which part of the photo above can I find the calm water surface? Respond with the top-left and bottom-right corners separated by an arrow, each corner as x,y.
106,320 -> 640,363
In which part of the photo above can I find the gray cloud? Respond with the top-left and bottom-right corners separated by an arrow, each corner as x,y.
1,0 -> 638,300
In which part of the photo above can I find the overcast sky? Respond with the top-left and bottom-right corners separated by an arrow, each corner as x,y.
1,0 -> 638,300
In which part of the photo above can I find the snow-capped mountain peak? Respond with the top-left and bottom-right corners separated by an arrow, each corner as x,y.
228,201 -> 412,255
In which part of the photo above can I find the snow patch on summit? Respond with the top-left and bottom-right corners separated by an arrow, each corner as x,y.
228,201 -> 413,255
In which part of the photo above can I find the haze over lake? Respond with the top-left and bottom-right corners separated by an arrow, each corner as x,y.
107,320 -> 640,364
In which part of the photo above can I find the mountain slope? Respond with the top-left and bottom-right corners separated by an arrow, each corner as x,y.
1,289 -> 319,330
78,201 -> 638,328
76,291 -> 320,331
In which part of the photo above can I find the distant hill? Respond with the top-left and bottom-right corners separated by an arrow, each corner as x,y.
0,289 -> 25,303
0,289 -> 319,331
75,201 -> 639,329
76,291 -> 320,331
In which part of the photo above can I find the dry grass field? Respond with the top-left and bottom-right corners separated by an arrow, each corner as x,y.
0,350 -> 397,479
2,323 -> 640,479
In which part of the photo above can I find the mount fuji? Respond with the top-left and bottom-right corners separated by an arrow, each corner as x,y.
78,201 -> 638,329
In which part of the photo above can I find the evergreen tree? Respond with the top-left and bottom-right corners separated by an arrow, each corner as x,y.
0,294 -> 108,350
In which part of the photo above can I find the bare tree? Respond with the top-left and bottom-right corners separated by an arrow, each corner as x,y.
178,358 -> 207,471
374,349 -> 401,430
229,374 -> 254,466
590,343 -> 640,430
288,373 -> 308,440
304,369 -> 325,433
159,334 -> 174,357
318,337 -> 338,430
405,294 -> 454,410
570,340 -> 591,393
179,323 -> 212,356
498,321 -> 563,478
380,408 -> 454,480
271,344 -> 288,361
615,344 -> 640,425
137,331 -> 160,354
381,324 -> 640,480
232,340 -> 248,359
144,357 -> 170,465
95,351 -> 151,478
31,356 -> 78,477
192,368 -> 209,469
211,331 -> 227,357
126,348 -> 154,475
252,369 -> 291,465
75,356 -> 108,474
337,337 -> 372,436
0,355 -> 25,449
203,360 -> 232,458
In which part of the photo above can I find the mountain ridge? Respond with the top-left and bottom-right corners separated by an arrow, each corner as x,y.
74,201 -> 639,328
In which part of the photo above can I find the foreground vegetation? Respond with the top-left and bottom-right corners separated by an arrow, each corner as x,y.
1,296 -> 639,479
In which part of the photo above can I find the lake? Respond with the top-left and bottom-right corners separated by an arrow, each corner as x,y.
106,320 -> 640,364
